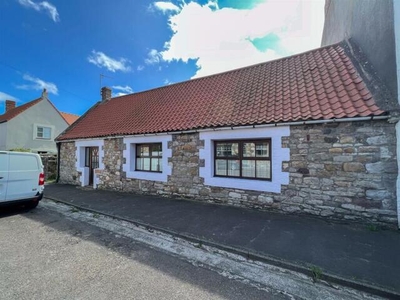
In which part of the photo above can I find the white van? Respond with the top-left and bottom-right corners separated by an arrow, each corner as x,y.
0,151 -> 44,209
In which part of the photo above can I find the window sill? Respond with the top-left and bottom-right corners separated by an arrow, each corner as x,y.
126,170 -> 167,182
214,175 -> 272,181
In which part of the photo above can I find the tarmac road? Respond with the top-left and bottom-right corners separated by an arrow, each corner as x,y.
0,204 -> 287,300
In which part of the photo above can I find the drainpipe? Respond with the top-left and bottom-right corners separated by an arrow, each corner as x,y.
394,0 -> 400,228
56,142 -> 61,183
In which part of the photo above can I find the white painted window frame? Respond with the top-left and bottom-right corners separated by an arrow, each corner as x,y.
123,135 -> 172,182
33,123 -> 54,140
75,140 -> 105,188
199,126 -> 290,193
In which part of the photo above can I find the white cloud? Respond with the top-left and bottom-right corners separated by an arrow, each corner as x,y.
152,1 -> 180,14
145,49 -> 162,65
137,65 -> 145,71
88,50 -> 131,73
158,0 -> 325,78
112,85 -> 134,96
164,79 -> 173,85
16,74 -> 58,95
0,92 -> 18,102
18,0 -> 60,22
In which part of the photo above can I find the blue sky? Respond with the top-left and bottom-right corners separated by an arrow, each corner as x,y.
0,0 -> 324,116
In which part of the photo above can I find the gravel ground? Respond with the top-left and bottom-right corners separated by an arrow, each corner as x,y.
0,204 -> 287,300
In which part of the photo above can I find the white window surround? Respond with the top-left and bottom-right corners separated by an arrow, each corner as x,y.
33,123 -> 54,140
123,135 -> 172,182
199,126 -> 290,193
75,140 -> 105,188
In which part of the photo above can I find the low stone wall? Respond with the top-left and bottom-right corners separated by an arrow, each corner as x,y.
40,154 -> 57,180
58,120 -> 398,226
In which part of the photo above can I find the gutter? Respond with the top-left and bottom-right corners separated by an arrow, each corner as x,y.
56,142 -> 61,183
56,115 -> 389,143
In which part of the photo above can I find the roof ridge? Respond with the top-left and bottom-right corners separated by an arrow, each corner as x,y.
111,41 -> 344,100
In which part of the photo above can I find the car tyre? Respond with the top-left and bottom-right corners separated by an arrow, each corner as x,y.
25,200 -> 39,209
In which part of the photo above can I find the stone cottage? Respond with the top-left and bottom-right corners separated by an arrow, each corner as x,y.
56,40 -> 399,227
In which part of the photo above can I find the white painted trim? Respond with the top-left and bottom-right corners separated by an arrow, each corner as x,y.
199,126 -> 290,193
75,140 -> 104,188
123,135 -> 172,182
33,123 -> 55,140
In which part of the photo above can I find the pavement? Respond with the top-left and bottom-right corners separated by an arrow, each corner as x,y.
44,183 -> 400,298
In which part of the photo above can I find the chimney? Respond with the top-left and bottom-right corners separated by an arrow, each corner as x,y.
5,100 -> 16,112
41,88 -> 48,99
101,87 -> 112,102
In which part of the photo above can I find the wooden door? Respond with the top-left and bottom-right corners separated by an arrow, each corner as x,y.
85,147 -> 99,185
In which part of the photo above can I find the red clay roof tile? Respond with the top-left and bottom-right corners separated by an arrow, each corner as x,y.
57,42 -> 387,141
60,112 -> 80,125
0,98 -> 42,123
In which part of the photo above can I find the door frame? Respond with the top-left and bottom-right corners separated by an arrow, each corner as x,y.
75,140 -> 104,188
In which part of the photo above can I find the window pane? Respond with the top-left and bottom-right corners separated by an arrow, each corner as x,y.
256,142 -> 269,157
139,145 -> 150,156
243,142 -> 256,157
227,160 -> 240,176
151,144 -> 162,156
215,159 -> 227,176
37,127 -> 43,138
137,157 -> 151,171
151,158 -> 161,171
256,160 -> 270,179
217,143 -> 239,157
85,147 -> 90,167
216,143 -> 239,157
43,127 -> 51,139
242,160 -> 255,178
158,158 -> 163,172
143,158 -> 150,170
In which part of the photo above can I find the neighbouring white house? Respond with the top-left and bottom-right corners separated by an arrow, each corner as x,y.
0,89 -> 79,153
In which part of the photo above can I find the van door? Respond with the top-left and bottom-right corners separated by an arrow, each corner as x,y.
0,152 -> 9,202
6,153 -> 40,201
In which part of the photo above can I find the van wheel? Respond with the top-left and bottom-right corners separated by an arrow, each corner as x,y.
25,200 -> 39,209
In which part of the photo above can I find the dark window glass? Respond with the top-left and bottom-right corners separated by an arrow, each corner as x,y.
136,143 -> 162,172
214,139 -> 271,180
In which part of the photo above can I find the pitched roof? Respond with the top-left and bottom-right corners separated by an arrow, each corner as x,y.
57,40 -> 392,141
0,98 -> 42,123
60,112 -> 80,125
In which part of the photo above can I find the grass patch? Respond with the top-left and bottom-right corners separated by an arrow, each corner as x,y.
70,207 -> 80,213
310,266 -> 322,282
367,224 -> 379,231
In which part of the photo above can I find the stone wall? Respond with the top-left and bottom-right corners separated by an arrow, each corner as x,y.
59,120 -> 398,226
59,142 -> 80,185
280,121 -> 397,225
40,154 -> 57,180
